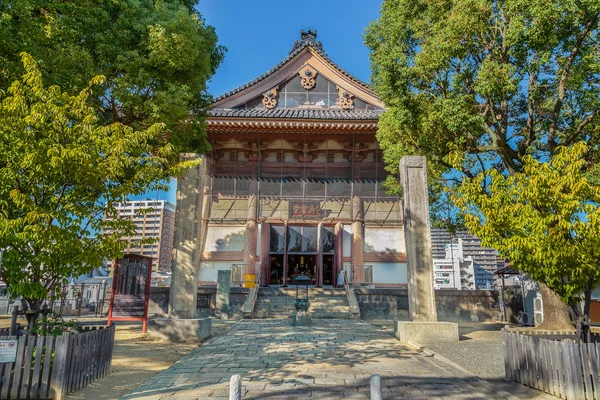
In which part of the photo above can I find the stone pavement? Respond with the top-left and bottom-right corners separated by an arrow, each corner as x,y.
123,319 -> 551,399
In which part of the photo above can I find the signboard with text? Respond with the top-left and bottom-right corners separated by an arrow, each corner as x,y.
0,340 -> 18,363
289,201 -> 320,219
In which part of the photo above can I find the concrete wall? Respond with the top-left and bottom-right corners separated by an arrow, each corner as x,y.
364,227 -> 405,253
204,226 -> 246,252
198,262 -> 240,282
356,288 -> 503,322
370,262 -> 407,285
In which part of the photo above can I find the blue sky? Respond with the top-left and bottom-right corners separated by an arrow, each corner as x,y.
138,0 -> 383,204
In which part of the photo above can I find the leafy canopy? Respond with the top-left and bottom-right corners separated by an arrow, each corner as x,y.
365,0 -> 600,222
455,143 -> 600,305
0,0 -> 225,156
0,54 -> 198,312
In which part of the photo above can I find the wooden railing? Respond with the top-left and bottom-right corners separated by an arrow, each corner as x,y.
503,330 -> 600,399
0,325 -> 115,400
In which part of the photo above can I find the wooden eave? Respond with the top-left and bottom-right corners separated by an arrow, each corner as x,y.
206,117 -> 379,135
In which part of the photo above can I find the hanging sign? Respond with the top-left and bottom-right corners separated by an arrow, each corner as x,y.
0,340 -> 18,363
289,201 -> 320,218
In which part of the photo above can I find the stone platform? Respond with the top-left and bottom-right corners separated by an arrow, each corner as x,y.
123,319 -> 539,399
394,321 -> 459,343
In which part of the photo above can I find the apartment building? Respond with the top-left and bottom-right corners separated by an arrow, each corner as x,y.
431,228 -> 502,289
104,200 -> 175,273
432,240 -> 475,290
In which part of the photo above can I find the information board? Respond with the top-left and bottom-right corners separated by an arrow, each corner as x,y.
0,340 -> 18,363
107,254 -> 152,332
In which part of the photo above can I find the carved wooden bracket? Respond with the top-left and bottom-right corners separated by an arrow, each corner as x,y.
262,87 -> 279,109
299,65 -> 318,90
336,86 -> 354,110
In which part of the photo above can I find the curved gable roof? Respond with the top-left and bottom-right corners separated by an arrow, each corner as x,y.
211,29 -> 384,110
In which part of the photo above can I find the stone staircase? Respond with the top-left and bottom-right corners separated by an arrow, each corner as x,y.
253,287 -> 354,319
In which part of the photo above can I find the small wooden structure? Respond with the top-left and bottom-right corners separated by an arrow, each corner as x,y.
107,254 -> 153,332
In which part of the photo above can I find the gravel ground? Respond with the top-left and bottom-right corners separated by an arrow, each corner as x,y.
421,323 -> 507,379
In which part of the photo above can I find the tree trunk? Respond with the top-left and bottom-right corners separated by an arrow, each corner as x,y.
22,298 -> 41,332
537,282 -> 573,331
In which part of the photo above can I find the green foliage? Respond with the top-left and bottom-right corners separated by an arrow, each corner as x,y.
30,312 -> 82,337
0,54 -> 200,314
366,0 -> 600,225
454,143 -> 600,305
0,0 -> 225,156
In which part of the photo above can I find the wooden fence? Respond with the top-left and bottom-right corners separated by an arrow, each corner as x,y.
0,325 -> 115,400
503,330 -> 600,399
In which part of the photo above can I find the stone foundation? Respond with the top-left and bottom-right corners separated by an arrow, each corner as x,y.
147,318 -> 212,342
394,321 -> 459,343
356,288 -> 503,322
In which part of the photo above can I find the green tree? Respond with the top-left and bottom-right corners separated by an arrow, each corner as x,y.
0,0 -> 224,156
455,144 -> 600,329
366,0 -> 600,328
0,54 -> 198,328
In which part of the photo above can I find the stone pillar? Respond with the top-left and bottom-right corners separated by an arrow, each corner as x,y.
351,196 -> 364,283
216,270 -> 231,319
242,194 -> 258,276
170,154 -> 204,319
399,156 -> 437,322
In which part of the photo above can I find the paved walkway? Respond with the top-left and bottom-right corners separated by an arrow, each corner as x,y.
123,319 -> 551,399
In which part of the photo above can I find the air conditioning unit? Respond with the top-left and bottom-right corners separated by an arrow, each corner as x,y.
521,311 -> 534,326
533,294 -> 543,326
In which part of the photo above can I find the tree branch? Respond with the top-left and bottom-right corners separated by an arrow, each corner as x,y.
548,12 -> 600,152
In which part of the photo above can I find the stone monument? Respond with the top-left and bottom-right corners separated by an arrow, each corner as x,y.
394,156 -> 458,343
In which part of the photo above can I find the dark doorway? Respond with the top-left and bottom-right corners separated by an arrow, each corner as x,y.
323,255 -> 334,285
287,254 -> 317,285
269,255 -> 284,285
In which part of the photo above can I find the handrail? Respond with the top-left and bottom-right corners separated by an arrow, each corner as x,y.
343,270 -> 361,317
250,267 -> 261,318
241,264 -> 261,319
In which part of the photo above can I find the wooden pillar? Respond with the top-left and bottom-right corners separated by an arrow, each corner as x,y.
242,194 -> 258,276
283,221 -> 289,287
351,196 -> 364,283
260,222 -> 270,286
334,222 -> 343,286
317,222 -> 323,287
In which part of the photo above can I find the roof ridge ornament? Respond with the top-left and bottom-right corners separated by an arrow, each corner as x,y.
290,27 -> 323,54
299,64 -> 318,89
336,86 -> 354,110
262,87 -> 279,109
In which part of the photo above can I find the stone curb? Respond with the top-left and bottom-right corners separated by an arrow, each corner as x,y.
406,340 -> 521,400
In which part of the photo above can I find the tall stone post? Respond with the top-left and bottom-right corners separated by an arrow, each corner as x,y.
170,154 -> 205,319
351,196 -> 364,283
243,194 -> 259,276
399,156 -> 437,322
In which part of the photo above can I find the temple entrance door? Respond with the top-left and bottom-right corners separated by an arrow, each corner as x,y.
323,255 -> 334,286
287,254 -> 317,285
269,255 -> 284,285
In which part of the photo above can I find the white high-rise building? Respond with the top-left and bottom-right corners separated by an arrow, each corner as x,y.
432,239 -> 475,290
103,200 -> 175,274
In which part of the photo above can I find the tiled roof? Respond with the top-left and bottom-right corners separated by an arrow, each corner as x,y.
213,29 -> 373,103
209,108 -> 381,120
